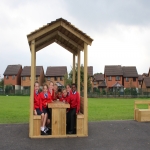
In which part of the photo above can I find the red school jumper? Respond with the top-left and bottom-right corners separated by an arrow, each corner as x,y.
67,91 -> 80,113
34,91 -> 42,111
48,89 -> 55,100
40,92 -> 52,108
62,95 -> 70,102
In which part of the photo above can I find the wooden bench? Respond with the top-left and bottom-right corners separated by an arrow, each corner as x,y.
134,100 -> 150,122
33,115 -> 41,136
76,97 -> 84,135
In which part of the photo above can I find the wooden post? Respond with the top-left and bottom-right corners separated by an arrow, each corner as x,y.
29,40 -> 36,137
73,53 -> 75,83
77,50 -> 80,94
84,43 -> 88,136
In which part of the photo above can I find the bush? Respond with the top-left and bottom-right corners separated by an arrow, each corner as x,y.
5,85 -> 12,94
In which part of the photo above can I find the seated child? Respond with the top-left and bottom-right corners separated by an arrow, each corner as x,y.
33,81 -> 48,135
62,88 -> 69,102
40,83 -> 52,135
57,88 -> 63,101
66,84 -> 72,96
54,84 -> 58,100
48,81 -> 54,101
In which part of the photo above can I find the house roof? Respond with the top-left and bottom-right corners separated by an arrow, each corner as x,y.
143,77 -> 150,88
93,73 -> 104,81
27,18 -> 93,55
112,82 -> 124,88
142,73 -> 148,77
104,65 -> 123,76
46,66 -> 67,77
122,66 -> 138,77
138,75 -> 143,81
3,65 -> 22,75
21,66 -> 43,76
88,66 -> 93,76
98,81 -> 107,87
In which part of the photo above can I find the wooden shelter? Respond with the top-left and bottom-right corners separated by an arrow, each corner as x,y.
27,18 -> 93,138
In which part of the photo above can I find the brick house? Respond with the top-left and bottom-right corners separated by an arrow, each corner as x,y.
3,64 -> 22,90
45,66 -> 67,87
88,66 -> 93,85
104,65 -> 124,91
21,66 -> 44,89
92,73 -> 106,91
122,66 -> 138,89
138,75 -> 143,88
141,77 -> 150,92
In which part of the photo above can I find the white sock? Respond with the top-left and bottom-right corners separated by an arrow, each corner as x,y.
41,127 -> 44,131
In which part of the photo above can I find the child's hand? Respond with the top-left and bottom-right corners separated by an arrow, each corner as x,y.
34,110 -> 37,115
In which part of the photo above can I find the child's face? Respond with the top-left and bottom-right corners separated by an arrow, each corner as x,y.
66,86 -> 71,92
34,83 -> 39,92
43,86 -> 48,93
54,85 -> 58,91
63,90 -> 67,97
49,82 -> 54,90
58,92 -> 62,98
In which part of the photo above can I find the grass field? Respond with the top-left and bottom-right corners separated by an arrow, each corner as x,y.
0,96 -> 149,123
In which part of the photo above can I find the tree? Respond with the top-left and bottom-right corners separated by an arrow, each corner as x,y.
64,64 -> 92,92
0,78 -> 4,86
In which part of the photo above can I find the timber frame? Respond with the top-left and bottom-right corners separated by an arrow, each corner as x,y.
27,18 -> 93,138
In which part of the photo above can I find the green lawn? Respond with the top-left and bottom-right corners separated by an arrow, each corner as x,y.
0,96 -> 149,123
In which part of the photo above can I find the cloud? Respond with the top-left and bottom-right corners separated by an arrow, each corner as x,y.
0,0 -> 150,78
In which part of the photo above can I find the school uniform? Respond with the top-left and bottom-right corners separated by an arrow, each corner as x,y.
62,95 -> 69,102
48,89 -> 55,100
40,92 -> 52,119
67,90 -> 72,97
34,91 -> 43,115
67,91 -> 80,133
57,94 -> 64,101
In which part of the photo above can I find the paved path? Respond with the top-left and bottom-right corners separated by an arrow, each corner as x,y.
0,121 -> 150,150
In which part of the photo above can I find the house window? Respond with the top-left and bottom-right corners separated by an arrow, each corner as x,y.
94,82 -> 97,85
60,77 -> 63,81
54,77 -> 57,81
36,77 -> 38,81
12,75 -> 15,79
133,77 -> 136,82
22,77 -> 26,80
6,76 -> 9,79
116,76 -> 120,81
47,77 -> 50,81
126,77 -> 129,82
108,76 -> 111,81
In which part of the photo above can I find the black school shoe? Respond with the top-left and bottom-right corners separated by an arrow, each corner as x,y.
41,130 -> 48,135
67,130 -> 74,134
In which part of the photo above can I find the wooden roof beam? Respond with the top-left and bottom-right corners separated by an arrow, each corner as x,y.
27,21 -> 61,42
55,39 -> 77,55
35,31 -> 57,46
35,39 -> 55,52
61,21 -> 92,46
57,31 -> 83,51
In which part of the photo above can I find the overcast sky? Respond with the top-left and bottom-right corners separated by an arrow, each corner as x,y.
0,0 -> 150,78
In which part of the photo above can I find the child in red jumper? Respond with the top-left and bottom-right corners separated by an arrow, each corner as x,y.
57,88 -> 63,101
33,81 -> 48,135
62,88 -> 69,103
54,84 -> 58,100
48,81 -> 55,101
66,84 -> 72,96
40,84 -> 52,134
67,83 -> 80,134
